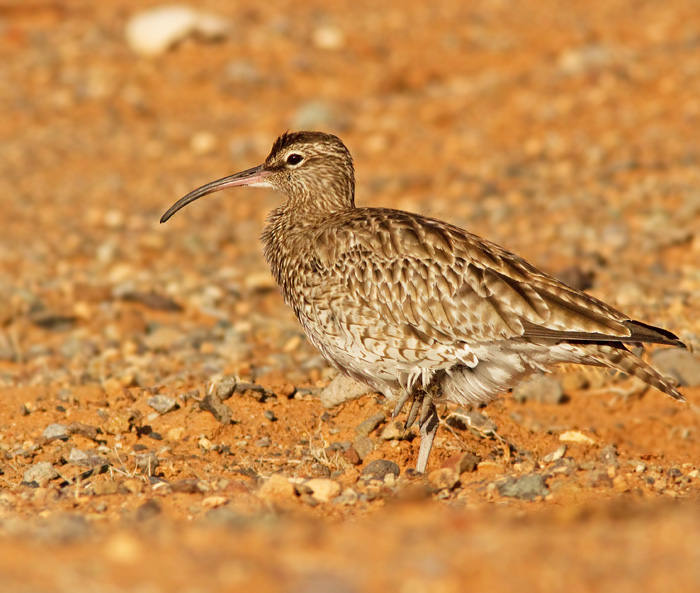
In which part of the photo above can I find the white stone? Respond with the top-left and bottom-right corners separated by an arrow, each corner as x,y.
559,430 -> 595,445
125,5 -> 230,57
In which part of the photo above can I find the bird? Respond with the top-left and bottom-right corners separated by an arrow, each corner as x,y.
161,130 -> 685,473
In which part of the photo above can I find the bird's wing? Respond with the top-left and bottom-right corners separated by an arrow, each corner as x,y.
308,208 -> 680,348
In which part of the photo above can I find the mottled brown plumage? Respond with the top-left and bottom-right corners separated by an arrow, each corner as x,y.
161,131 -> 685,473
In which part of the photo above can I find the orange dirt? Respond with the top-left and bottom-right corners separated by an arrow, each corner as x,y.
2,1 -> 700,591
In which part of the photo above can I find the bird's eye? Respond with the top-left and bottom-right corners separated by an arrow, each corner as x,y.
286,153 -> 303,166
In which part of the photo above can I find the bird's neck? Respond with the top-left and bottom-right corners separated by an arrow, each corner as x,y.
260,205 -> 317,299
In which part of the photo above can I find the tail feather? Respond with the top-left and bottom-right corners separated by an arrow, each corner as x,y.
588,343 -> 685,401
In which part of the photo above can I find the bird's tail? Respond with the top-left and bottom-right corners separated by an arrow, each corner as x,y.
586,343 -> 685,401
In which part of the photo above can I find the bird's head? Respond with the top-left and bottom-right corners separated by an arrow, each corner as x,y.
160,131 -> 355,223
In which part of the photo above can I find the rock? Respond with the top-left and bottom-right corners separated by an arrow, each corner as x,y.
312,26 -> 346,50
66,422 -> 99,441
142,325 -> 184,352
23,462 -> 58,487
320,374 -> 373,408
167,427 -> 185,441
442,451 -> 480,474
189,131 -> 217,155
42,423 -> 68,441
428,467 -> 460,491
122,478 -> 145,494
93,480 -> 120,496
206,507 -> 247,527
135,499 -> 162,521
134,451 -> 159,475
352,435 -> 374,460
542,445 -> 567,463
334,488 -> 358,505
147,395 -> 178,414
235,382 -> 275,402
199,393 -> 233,424
600,444 -> 620,468
216,377 -> 237,400
558,44 -> 613,76
202,496 -> 228,509
343,447 -> 361,465
125,5 -> 231,57
361,459 -> 400,480
255,436 -> 271,448
513,375 -> 565,404
68,448 -> 89,465
170,479 -> 205,494
588,469 -> 613,488
651,348 -> 700,387
380,420 -> 406,441
304,478 -> 341,503
120,291 -> 182,312
258,474 -> 296,502
355,413 -> 385,437
497,474 -> 549,500
104,410 -> 136,435
264,410 -> 277,422
445,408 -> 497,434
559,430 -> 596,445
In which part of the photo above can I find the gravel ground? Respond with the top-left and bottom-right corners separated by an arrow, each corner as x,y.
2,1 -> 700,591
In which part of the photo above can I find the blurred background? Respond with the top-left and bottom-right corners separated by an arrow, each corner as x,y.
1,1 -> 700,592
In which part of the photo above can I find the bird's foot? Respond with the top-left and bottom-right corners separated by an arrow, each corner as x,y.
400,391 -> 434,430
391,391 -> 411,419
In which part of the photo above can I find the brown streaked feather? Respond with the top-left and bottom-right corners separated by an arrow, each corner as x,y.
312,207 -> 682,349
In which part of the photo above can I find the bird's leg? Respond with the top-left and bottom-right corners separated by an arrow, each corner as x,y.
415,402 -> 439,474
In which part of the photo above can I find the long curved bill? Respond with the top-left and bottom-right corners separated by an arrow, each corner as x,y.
160,164 -> 270,223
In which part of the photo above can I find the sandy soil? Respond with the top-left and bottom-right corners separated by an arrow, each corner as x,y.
2,1 -> 700,591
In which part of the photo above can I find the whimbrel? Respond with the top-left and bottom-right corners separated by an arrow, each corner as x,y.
161,131 -> 685,473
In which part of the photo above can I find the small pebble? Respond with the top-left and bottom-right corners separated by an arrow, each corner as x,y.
304,478 -> 341,503
428,467 -> 460,491
445,408 -> 498,435
513,375 -> 565,404
147,395 -> 178,415
23,462 -> 58,487
442,451 -> 480,474
42,423 -> 68,441
352,435 -> 374,460
559,430 -> 595,445
343,447 -> 361,466
134,451 -> 159,475
125,5 -> 230,57
216,377 -> 237,400
600,444 -> 620,468
66,422 -> 99,441
312,26 -> 346,50
258,474 -> 296,502
355,413 -> 385,437
542,445 -> 567,463
361,459 -> 400,480
651,348 -> 700,387
135,499 -> 162,521
199,393 -> 233,424
380,420 -> 406,441
93,480 -> 120,496
320,374 -> 373,408
497,474 -> 549,500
